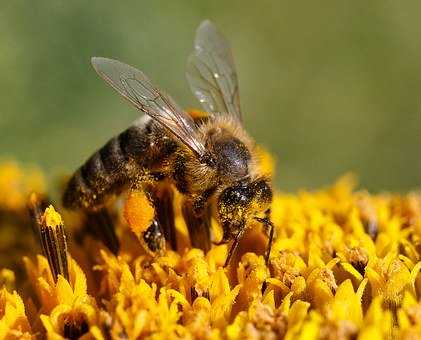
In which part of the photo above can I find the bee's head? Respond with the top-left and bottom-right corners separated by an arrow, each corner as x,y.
205,131 -> 251,180
217,177 -> 272,226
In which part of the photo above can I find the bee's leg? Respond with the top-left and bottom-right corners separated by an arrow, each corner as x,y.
255,209 -> 275,265
150,184 -> 177,250
224,227 -> 246,267
264,219 -> 275,265
141,219 -> 166,255
182,199 -> 211,252
125,183 -> 167,255
85,207 -> 120,254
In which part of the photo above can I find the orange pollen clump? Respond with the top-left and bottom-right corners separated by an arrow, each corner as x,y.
124,190 -> 155,236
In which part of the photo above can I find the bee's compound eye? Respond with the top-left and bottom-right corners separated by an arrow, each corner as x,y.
219,183 -> 252,207
218,183 -> 252,224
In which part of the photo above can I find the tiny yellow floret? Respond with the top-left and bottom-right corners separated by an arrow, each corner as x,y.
43,205 -> 64,227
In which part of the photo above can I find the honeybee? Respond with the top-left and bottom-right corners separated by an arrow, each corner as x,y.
63,20 -> 274,265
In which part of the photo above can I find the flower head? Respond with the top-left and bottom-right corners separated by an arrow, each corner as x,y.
0,161 -> 419,339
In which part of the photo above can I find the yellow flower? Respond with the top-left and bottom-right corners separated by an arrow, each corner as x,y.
306,258 -> 340,310
227,300 -> 287,340
0,288 -> 32,340
0,159 -> 421,338
105,264 -> 188,339
365,254 -> 412,307
24,255 -> 102,339
181,249 -> 211,299
236,253 -> 269,309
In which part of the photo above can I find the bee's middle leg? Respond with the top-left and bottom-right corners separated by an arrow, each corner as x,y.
149,184 -> 177,250
182,199 -> 211,253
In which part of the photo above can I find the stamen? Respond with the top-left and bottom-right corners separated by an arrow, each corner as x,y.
37,204 -> 69,282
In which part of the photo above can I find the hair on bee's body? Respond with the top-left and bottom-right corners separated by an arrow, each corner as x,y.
63,115 -> 176,210
63,20 -> 275,265
64,112 -> 261,207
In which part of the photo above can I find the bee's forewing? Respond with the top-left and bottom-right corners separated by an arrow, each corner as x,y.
186,20 -> 242,122
91,57 -> 206,157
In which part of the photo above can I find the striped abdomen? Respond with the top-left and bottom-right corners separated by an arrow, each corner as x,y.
62,117 -> 178,210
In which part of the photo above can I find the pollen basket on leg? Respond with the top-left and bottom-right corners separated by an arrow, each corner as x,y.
124,189 -> 155,236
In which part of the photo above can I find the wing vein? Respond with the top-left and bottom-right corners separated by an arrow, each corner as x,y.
91,57 -> 206,158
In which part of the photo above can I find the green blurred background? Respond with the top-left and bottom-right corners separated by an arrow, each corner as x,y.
1,0 -> 421,192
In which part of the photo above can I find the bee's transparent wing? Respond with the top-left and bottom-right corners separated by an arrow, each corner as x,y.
186,20 -> 242,121
91,57 -> 206,157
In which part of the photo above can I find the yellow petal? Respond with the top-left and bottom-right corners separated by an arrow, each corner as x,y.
280,292 -> 293,315
56,275 -> 74,306
226,311 -> 247,340
331,279 -> 362,326
70,260 -> 88,298
209,268 -> 231,302
288,300 -> 310,328
211,284 -> 241,327
340,262 -> 364,282
409,261 -> 421,296
262,289 -> 275,309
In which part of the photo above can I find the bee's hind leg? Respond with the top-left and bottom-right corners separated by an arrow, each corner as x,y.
182,199 -> 211,253
126,181 -> 176,255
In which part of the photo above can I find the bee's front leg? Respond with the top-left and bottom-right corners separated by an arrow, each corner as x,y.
182,198 -> 211,252
255,209 -> 274,265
